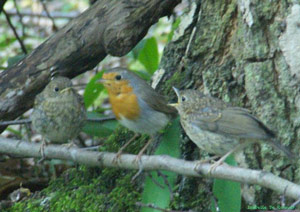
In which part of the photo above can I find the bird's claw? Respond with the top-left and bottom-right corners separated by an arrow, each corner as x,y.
194,156 -> 219,173
112,151 -> 123,164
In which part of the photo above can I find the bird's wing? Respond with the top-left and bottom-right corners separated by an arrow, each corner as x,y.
33,92 -> 45,106
139,85 -> 177,116
191,107 -> 275,139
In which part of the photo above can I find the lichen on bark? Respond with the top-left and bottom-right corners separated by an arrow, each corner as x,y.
159,0 -> 299,208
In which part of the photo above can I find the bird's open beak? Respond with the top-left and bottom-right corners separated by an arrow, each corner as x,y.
168,103 -> 179,107
168,87 -> 180,107
172,87 -> 180,97
60,87 -> 72,94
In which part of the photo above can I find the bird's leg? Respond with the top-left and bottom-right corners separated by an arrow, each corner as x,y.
194,155 -> 220,172
131,137 -> 153,181
113,133 -> 139,164
38,138 -> 47,163
208,150 -> 235,174
62,140 -> 77,149
134,137 -> 153,163
209,142 -> 249,174
82,145 -> 101,151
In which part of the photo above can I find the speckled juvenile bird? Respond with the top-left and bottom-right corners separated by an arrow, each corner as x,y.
31,76 -> 86,157
169,88 -> 295,170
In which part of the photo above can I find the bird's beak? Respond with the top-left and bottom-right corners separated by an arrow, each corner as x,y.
168,103 -> 179,107
168,87 -> 180,107
97,78 -> 112,86
172,86 -> 180,97
97,79 -> 107,84
60,87 -> 72,94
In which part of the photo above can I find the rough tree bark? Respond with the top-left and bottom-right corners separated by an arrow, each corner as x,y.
0,0 -> 180,129
157,0 -> 300,209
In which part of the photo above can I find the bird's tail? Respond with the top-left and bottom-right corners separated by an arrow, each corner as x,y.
270,139 -> 296,161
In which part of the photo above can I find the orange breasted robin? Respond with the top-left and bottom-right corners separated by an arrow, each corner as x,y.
97,68 -> 176,161
169,88 -> 295,171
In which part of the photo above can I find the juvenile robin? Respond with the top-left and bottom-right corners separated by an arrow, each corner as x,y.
169,88 -> 295,171
98,68 -> 176,161
31,76 -> 86,157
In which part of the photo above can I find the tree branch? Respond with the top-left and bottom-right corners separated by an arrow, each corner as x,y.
0,136 -> 299,200
0,116 -> 116,126
5,9 -> 79,19
0,0 -> 180,130
39,0 -> 58,31
3,10 -> 27,54
0,0 -> 7,14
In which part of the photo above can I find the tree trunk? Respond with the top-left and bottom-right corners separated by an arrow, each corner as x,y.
158,0 -> 300,208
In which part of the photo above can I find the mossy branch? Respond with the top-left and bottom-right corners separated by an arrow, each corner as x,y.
0,136 -> 299,200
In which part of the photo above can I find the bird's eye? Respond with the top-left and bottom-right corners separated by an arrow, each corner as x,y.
181,96 -> 186,102
115,75 -> 121,80
54,87 -> 59,92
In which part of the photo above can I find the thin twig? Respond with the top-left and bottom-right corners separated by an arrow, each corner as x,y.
157,170 -> 174,201
290,197 -> 300,208
0,0 -> 8,14
146,172 -> 166,189
39,0 -> 58,31
24,122 -> 32,142
5,9 -> 79,19
0,117 -> 115,126
86,116 -> 116,122
3,9 -> 27,54
13,0 -> 25,36
281,186 -> 288,207
0,137 -> 299,200
0,119 -> 31,126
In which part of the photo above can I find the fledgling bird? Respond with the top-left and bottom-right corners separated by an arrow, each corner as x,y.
98,68 -> 176,162
169,88 -> 295,171
31,76 -> 86,157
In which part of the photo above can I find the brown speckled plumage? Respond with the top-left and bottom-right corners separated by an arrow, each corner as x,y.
171,88 -> 294,159
31,77 -> 86,143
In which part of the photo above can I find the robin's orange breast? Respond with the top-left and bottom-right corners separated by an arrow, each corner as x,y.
104,80 -> 140,120
108,91 -> 140,120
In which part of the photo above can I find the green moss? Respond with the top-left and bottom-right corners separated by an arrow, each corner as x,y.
8,166 -> 141,212
164,71 -> 187,95
6,124 -> 149,212
169,177 -> 211,212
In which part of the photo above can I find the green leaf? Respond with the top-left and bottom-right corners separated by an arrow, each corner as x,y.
212,155 -> 241,212
7,54 -> 26,68
141,117 -> 181,212
6,127 -> 22,138
129,39 -> 147,60
82,111 -> 117,137
168,17 -> 181,41
132,70 -> 151,81
0,36 -> 16,48
83,71 -> 104,108
137,37 -> 159,74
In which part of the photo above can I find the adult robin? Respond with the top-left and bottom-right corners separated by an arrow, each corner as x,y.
31,76 -> 86,158
98,68 -> 176,161
169,88 -> 295,171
